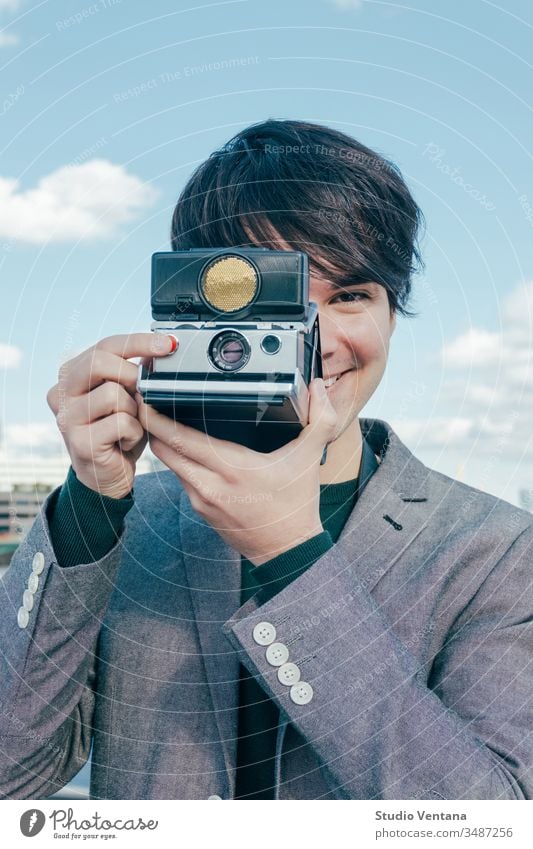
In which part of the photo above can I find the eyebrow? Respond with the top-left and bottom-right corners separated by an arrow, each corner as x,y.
322,280 -> 380,292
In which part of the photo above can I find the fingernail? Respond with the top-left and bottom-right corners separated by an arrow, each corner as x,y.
167,334 -> 178,354
152,334 -> 178,355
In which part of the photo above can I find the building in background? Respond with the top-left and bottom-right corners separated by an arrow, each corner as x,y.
0,443 -> 165,575
0,484 -> 52,568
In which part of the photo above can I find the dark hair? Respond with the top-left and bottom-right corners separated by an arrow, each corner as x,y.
170,119 -> 425,317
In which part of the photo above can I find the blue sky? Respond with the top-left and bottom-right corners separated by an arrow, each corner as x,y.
1,0 -> 532,503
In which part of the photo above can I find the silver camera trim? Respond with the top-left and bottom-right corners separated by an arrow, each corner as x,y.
136,303 -> 319,432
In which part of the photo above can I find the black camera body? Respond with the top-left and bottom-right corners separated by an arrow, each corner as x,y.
136,248 -> 323,452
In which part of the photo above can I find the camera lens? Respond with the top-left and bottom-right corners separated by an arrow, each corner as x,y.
208,330 -> 251,372
220,339 -> 244,363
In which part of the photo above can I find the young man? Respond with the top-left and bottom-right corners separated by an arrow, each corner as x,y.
1,120 -> 532,800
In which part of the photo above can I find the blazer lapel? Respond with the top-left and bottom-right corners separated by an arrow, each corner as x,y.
336,418 -> 431,592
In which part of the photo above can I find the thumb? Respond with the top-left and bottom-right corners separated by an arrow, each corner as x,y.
299,378 -> 338,451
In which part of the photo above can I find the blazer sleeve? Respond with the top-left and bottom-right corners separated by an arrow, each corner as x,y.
0,486 -> 125,799
222,523 -> 533,800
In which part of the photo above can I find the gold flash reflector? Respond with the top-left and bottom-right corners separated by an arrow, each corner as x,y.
200,255 -> 258,312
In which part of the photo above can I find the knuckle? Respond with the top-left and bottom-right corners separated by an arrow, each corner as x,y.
223,467 -> 238,486
200,484 -> 216,506
326,410 -> 337,428
56,410 -> 69,432
69,429 -> 88,460
94,336 -> 112,352
57,363 -> 70,386
188,490 -> 205,514
102,381 -> 121,407
116,413 -> 142,442
90,348 -> 106,373
115,411 -> 131,431
131,419 -> 144,440
46,385 -> 59,412
169,433 -> 186,454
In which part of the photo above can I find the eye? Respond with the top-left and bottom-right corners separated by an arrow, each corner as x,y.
330,291 -> 370,304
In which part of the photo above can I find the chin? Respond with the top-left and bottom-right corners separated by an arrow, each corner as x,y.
328,404 -> 360,443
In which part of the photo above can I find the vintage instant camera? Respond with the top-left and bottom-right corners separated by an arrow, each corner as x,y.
137,248 -> 323,453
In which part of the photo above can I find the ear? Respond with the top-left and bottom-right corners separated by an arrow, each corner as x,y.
390,310 -> 397,335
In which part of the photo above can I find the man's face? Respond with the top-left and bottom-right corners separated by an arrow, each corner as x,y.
243,227 -> 397,447
310,272 -> 396,444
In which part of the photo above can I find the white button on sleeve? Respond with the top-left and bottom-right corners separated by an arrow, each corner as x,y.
27,573 -> 39,594
17,607 -> 29,629
23,589 -> 34,612
253,622 -> 276,646
290,682 -> 314,705
32,552 -> 45,574
265,642 -> 289,667
277,662 -> 301,686
207,794 -> 222,800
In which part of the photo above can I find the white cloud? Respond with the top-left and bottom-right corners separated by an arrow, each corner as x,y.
0,0 -> 21,48
0,342 -> 22,369
0,31 -> 18,46
503,280 -> 533,328
393,279 -> 533,493
440,283 -> 533,387
0,159 -> 158,244
441,327 -> 503,368
392,417 -> 474,447
328,0 -> 364,9
3,422 -> 61,453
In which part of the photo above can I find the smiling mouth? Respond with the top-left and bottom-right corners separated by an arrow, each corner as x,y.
323,369 -> 352,388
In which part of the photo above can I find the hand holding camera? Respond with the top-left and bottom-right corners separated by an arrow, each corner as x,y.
137,375 -> 337,565
47,333 -> 176,499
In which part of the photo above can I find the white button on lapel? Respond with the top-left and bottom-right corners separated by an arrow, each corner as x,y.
28,573 -> 39,594
207,794 -> 222,800
23,589 -> 34,612
253,622 -> 276,646
17,607 -> 29,629
277,662 -> 301,685
32,552 -> 45,574
265,642 -> 289,667
290,682 -> 313,705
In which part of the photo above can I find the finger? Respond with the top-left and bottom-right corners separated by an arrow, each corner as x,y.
136,395 -> 242,472
59,382 -> 138,428
130,430 -> 149,462
290,378 -> 337,456
148,435 -> 220,496
94,332 -> 178,360
68,414 -> 145,461
59,333 -> 178,397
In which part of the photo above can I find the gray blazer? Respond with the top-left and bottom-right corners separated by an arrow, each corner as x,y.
1,419 -> 532,800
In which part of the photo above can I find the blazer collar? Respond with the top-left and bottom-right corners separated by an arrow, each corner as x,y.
180,417 -> 431,789
360,417 -> 429,502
